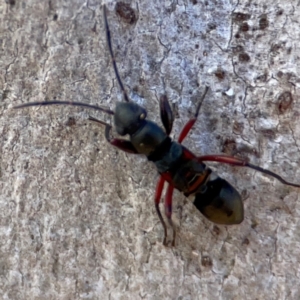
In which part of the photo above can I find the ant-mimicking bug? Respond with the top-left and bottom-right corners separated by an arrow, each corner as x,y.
14,4 -> 300,246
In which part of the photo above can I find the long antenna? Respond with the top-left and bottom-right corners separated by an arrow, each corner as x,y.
14,100 -> 114,115
103,4 -> 130,102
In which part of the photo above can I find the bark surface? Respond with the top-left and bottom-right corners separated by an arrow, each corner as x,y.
1,1 -> 300,299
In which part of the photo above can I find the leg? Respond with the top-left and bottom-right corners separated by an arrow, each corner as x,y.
154,176 -> 168,245
197,154 -> 300,188
178,86 -> 209,143
89,116 -> 138,154
160,95 -> 174,135
103,5 -> 130,103
165,184 -> 176,246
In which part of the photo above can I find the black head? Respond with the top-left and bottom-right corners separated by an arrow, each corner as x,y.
114,102 -> 147,135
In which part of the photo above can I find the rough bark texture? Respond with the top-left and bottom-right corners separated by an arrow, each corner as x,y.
1,0 -> 300,299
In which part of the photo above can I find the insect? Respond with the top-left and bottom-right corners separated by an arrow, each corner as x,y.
14,5 -> 300,246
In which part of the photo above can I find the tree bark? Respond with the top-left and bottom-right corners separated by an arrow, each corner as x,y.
1,0 -> 300,299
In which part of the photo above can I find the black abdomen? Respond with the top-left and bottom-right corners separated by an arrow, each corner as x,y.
193,177 -> 244,224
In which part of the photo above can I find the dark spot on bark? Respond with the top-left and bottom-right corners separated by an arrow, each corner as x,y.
66,117 -> 76,127
215,68 -> 225,80
239,145 -> 259,158
232,12 -> 251,23
207,117 -> 218,131
92,23 -> 97,33
139,77 -> 145,86
241,189 -> 248,199
53,13 -> 58,21
240,22 -> 249,32
276,9 -> 283,16
256,72 -> 268,82
259,14 -> 269,30
2,89 -> 10,100
242,238 -> 250,245
190,0 -> 197,4
115,2 -> 137,24
278,91 -> 293,114
238,52 -> 250,62
251,219 -> 258,229
213,225 -> 220,235
201,256 -> 213,267
6,0 -> 15,5
232,121 -> 244,135
222,139 -> 237,156
261,129 -> 276,139
208,22 -> 217,30
270,43 -> 281,53
232,45 -> 244,53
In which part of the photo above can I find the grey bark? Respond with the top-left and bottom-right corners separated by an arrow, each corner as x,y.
1,0 -> 300,299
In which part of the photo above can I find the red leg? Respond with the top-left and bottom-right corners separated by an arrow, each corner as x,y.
178,119 -> 197,144
89,116 -> 138,154
197,155 -> 248,166
178,86 -> 209,143
154,176 -> 168,245
197,154 -> 300,188
164,184 -> 174,219
165,184 -> 176,246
